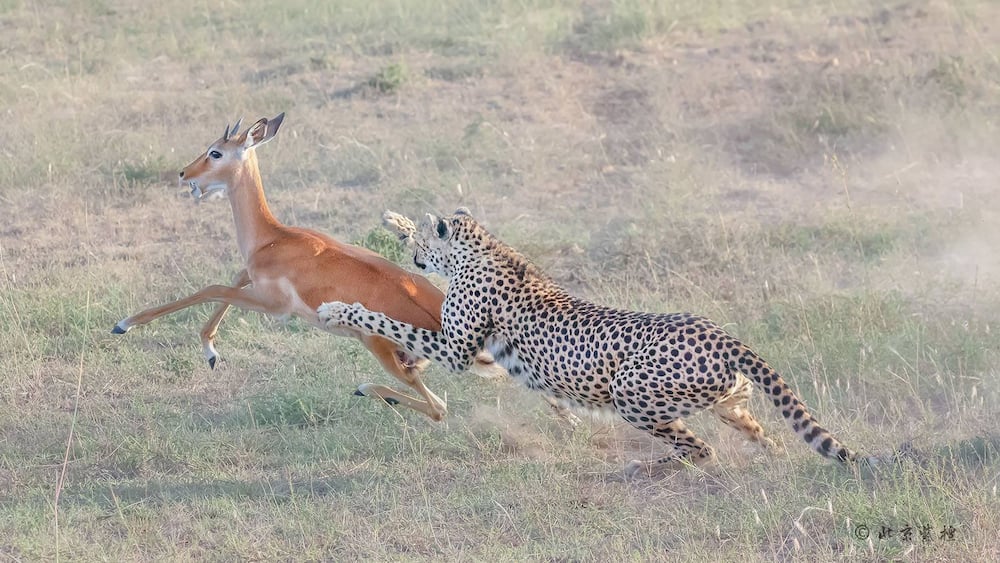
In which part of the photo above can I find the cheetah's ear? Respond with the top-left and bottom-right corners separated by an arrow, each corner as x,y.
453,207 -> 471,217
436,217 -> 451,239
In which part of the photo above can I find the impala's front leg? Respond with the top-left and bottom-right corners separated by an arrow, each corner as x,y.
318,301 -> 482,373
113,284 -> 283,339
199,269 -> 253,369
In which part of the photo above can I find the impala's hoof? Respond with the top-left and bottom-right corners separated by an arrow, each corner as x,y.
203,344 -> 220,370
353,389 -> 366,397
111,322 -> 128,334
562,412 -> 583,428
384,397 -> 400,406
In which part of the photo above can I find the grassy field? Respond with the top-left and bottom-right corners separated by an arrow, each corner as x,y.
2,0 -> 999,560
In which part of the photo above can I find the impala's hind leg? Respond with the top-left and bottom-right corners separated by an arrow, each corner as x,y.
199,269 -> 252,369
542,396 -> 583,427
359,335 -> 448,421
711,373 -> 777,451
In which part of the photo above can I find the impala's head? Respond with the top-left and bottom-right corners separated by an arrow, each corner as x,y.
179,112 -> 285,201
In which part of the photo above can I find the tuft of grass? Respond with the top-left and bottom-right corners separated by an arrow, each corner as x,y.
353,227 -> 408,264
765,218 -> 921,263
120,155 -> 167,185
566,1 -> 652,52
918,55 -> 972,107
308,52 -> 337,71
366,63 -> 408,94
424,62 -> 484,82
246,391 -> 346,428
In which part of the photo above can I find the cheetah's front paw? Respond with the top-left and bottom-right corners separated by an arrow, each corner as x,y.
318,301 -> 363,329
382,210 -> 417,241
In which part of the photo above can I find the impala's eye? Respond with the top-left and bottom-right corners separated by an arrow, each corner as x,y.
209,150 -> 223,160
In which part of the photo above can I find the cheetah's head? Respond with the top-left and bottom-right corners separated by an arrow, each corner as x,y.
411,207 -> 475,279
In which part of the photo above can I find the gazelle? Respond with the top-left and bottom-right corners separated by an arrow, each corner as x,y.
112,112 -> 494,421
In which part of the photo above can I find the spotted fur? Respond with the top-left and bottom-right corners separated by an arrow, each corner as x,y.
320,210 -> 861,475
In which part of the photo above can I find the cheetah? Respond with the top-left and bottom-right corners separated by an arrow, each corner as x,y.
319,209 -> 864,475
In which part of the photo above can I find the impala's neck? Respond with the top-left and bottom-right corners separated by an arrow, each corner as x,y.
228,150 -> 282,260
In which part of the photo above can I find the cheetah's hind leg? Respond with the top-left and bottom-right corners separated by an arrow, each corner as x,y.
610,366 -> 717,477
710,373 -> 778,453
622,418 -> 718,478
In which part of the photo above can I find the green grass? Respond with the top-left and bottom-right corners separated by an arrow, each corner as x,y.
366,63 -> 408,94
2,0 -> 1000,560
354,226 -> 409,264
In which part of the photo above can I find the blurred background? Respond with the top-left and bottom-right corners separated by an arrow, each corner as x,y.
1,1 -> 998,559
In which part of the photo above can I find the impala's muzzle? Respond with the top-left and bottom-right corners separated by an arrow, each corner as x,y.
188,181 -> 226,202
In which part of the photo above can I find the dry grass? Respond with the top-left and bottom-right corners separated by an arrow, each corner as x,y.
2,0 -> 999,560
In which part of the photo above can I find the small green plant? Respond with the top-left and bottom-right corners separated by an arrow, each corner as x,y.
354,226 -> 407,264
367,63 -> 407,94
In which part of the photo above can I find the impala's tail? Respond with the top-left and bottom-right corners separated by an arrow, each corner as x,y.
734,344 -> 858,463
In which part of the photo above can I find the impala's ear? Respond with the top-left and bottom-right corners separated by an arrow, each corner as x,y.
244,112 -> 284,149
265,112 -> 285,141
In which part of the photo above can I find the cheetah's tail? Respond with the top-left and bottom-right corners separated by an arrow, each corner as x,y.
734,344 -> 860,464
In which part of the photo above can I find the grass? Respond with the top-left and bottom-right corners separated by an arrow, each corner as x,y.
366,63 -> 408,94
2,0 -> 1000,560
354,226 -> 409,264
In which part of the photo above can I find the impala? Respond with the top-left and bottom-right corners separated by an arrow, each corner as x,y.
112,112 -> 495,421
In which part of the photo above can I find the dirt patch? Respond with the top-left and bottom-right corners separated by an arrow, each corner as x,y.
463,401 -> 567,462
592,86 -> 667,167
